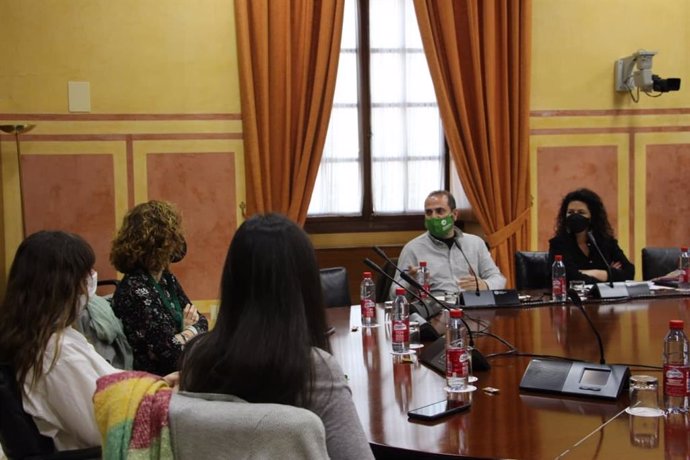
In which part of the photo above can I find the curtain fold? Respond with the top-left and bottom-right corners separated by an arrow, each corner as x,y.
234,0 -> 345,225
413,0 -> 532,287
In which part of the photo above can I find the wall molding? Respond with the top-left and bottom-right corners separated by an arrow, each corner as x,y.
0,113 -> 242,121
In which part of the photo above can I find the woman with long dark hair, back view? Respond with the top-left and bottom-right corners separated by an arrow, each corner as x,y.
0,231 -> 116,449
180,214 -> 373,460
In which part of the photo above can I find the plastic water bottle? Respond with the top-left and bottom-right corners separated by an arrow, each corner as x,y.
678,247 -> 690,291
665,412 -> 689,460
417,261 -> 430,299
392,288 -> 409,354
446,308 -> 470,391
663,320 -> 689,414
552,255 -> 567,302
360,272 -> 377,328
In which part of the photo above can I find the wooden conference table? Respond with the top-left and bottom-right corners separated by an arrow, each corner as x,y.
326,293 -> 690,459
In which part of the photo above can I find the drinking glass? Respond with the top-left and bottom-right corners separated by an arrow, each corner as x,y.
626,375 -> 663,417
444,291 -> 459,306
569,280 -> 586,298
409,321 -> 423,349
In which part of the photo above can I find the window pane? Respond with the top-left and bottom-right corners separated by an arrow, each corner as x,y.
406,107 -> 442,158
369,0 -> 404,48
309,159 -> 362,215
333,53 -> 358,104
371,107 -> 404,159
370,53 -> 404,103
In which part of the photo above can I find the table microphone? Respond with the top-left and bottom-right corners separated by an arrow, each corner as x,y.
567,288 -> 606,365
400,267 -> 490,371
363,257 -> 489,369
519,288 -> 628,399
587,231 -> 614,289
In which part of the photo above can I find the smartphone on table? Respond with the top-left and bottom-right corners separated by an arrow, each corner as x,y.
407,399 -> 470,421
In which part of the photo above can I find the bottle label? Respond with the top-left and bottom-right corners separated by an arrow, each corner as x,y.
361,299 -> 375,318
392,319 -> 409,344
419,287 -> 428,299
552,277 -> 566,296
680,267 -> 690,283
663,364 -> 689,397
446,347 -> 469,378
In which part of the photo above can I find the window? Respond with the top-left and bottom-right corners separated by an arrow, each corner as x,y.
306,0 -> 446,233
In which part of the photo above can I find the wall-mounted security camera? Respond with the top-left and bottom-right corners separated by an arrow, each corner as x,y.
614,49 -> 681,101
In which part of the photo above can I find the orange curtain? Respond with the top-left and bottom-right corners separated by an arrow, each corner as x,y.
234,0 -> 344,225
414,0 -> 532,287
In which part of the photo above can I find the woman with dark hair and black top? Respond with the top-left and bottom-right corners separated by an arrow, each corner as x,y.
548,188 -> 634,283
180,213 -> 373,460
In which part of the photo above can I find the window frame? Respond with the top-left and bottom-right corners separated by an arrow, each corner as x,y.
305,0 -> 448,234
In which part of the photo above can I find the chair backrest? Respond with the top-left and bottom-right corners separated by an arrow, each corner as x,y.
0,364 -> 101,460
374,258 -> 398,303
168,392 -> 329,459
641,247 -> 681,280
320,267 -> 352,308
514,251 -> 550,290
0,363 -> 55,459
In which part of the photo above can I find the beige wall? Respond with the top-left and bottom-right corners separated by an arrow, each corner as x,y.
0,0 -> 244,308
530,0 -> 690,275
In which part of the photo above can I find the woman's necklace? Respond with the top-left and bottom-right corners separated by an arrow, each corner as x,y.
146,272 -> 183,330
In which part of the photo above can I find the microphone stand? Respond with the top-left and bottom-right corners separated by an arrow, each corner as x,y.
453,239 -> 481,296
567,289 -> 606,365
587,232 -> 614,288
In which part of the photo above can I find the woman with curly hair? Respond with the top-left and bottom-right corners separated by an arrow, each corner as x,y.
0,231 -> 116,449
110,200 -> 208,375
548,188 -> 634,283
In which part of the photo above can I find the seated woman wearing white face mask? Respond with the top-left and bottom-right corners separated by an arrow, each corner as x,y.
0,231 -> 118,450
548,188 -> 635,284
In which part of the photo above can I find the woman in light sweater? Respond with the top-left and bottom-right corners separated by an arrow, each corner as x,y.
180,214 -> 373,460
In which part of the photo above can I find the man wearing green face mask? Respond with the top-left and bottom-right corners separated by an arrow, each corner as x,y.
390,191 -> 506,300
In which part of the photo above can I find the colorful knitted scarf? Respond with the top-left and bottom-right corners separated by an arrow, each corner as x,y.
94,371 -> 173,459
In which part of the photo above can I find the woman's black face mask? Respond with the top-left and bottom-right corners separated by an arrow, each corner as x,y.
566,213 -> 590,234
171,239 -> 187,263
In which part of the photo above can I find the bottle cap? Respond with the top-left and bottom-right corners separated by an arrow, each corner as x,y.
449,308 -> 463,318
555,255 -> 563,261
420,261 -> 427,267
669,319 -> 684,330
395,288 -> 405,296
681,247 -> 688,252
363,271 -> 372,278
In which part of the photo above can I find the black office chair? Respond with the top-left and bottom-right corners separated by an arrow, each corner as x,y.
96,278 -> 119,300
514,251 -> 550,290
319,267 -> 352,308
0,363 -> 101,460
374,258 -> 398,303
641,247 -> 681,280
